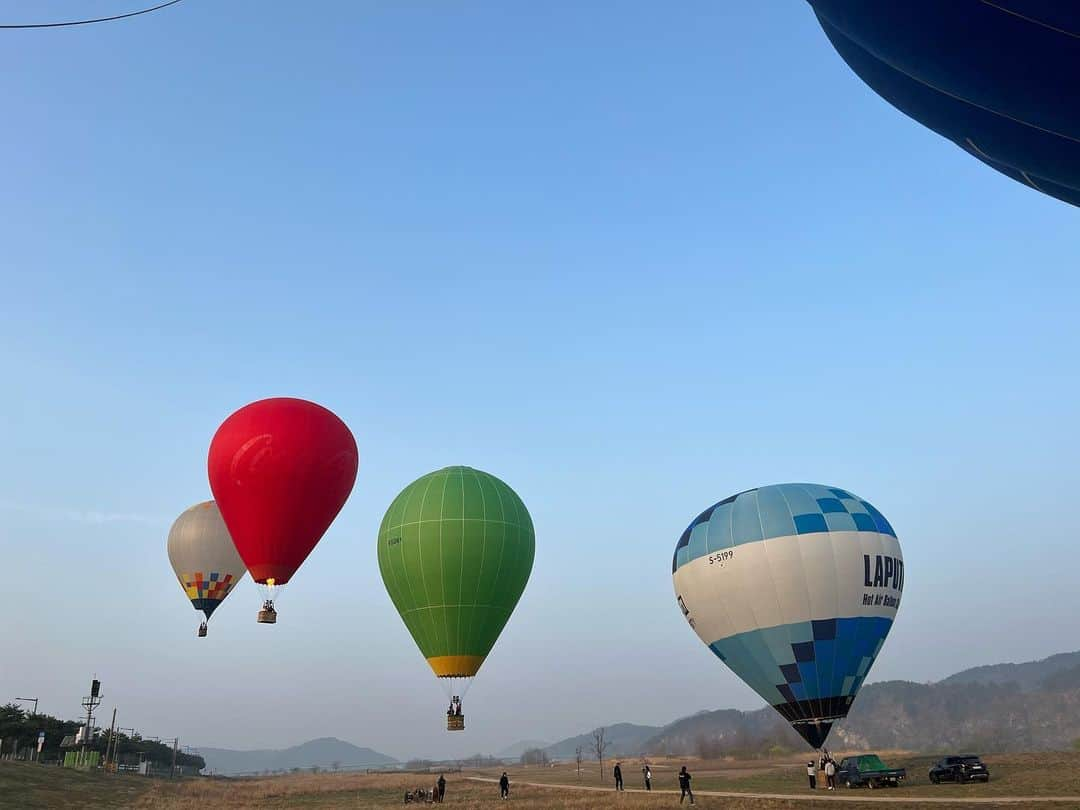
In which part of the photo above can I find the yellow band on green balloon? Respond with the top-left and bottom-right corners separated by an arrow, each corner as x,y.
427,655 -> 485,678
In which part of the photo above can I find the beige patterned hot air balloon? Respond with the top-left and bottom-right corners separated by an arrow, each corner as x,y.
167,501 -> 247,637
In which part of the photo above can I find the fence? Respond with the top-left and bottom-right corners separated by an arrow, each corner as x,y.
63,751 -> 101,770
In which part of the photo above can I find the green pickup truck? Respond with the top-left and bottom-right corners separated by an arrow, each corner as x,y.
835,754 -> 906,789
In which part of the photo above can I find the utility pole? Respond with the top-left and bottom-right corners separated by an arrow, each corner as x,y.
104,709 -> 117,771
15,697 -> 39,716
170,737 -> 179,779
80,680 -> 102,758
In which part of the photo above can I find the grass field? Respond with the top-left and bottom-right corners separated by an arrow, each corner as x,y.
4,751 -> 1080,809
0,761 -> 153,809
483,750 -> 1080,799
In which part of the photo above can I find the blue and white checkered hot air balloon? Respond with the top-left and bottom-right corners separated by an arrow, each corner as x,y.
672,483 -> 904,749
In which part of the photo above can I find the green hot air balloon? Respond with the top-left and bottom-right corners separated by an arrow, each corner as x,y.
378,466 -> 534,729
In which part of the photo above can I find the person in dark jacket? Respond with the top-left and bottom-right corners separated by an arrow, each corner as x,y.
614,762 -> 623,790
678,766 -> 694,804
437,773 -> 446,802
499,771 -> 510,799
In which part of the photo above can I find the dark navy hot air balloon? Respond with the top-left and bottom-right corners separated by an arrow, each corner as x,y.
808,1 -> 1080,208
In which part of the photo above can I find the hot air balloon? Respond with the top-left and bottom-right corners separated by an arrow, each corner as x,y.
808,1 -> 1080,207
378,466 -> 534,730
208,397 -> 358,624
167,501 -> 247,637
672,483 -> 903,749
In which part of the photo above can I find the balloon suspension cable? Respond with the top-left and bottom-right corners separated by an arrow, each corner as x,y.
440,676 -> 475,702
0,0 -> 185,29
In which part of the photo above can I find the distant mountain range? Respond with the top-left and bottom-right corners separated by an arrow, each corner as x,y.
544,723 -> 662,759
538,651 -> 1080,759
941,651 -> 1080,692
198,737 -> 397,775
198,652 -> 1080,773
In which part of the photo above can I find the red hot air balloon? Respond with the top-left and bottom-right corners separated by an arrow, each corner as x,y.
208,397 -> 358,624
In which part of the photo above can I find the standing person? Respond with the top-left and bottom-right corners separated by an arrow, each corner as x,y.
825,757 -> 836,790
678,766 -> 694,805
806,761 -> 817,790
499,771 -> 510,799
437,773 -> 446,803
643,763 -> 652,790
614,761 -> 624,791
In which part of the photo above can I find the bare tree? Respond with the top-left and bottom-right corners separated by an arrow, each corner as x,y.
575,745 -> 583,779
331,761 -> 340,772
520,748 -> 548,766
592,728 -> 609,780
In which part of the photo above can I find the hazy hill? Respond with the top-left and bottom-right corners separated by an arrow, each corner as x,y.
544,723 -> 662,759
829,677 -> 1080,752
640,707 -> 800,756
940,652 -> 1080,692
556,650 -> 1080,757
199,737 -> 397,775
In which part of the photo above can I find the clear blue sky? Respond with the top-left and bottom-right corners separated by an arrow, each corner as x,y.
1,1 -> 1077,760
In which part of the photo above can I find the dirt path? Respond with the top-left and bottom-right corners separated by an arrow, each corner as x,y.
467,776 -> 1080,804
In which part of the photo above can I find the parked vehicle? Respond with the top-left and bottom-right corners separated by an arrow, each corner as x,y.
836,754 -> 906,789
929,755 -> 990,784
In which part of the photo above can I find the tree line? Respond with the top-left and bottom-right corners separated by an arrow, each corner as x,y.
0,703 -> 204,770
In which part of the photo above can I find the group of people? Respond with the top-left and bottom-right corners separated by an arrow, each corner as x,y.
610,762 -> 691,803
446,696 -> 463,717
403,755 -> 843,803
610,762 -> 655,792
806,751 -> 837,791
611,761 -> 654,791
403,774 -> 447,804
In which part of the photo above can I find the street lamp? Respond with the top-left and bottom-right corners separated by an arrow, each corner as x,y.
14,697 -> 39,715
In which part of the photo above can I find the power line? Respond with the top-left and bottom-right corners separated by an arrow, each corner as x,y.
0,0 -> 185,30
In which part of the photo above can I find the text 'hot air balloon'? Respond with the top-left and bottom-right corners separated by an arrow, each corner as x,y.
672,483 -> 903,749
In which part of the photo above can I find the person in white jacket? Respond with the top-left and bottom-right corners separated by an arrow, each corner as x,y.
825,758 -> 837,790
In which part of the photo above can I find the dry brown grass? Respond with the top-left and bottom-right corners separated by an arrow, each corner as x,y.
130,772 -> 903,809
8,752 -> 1080,809
486,750 -> 1080,799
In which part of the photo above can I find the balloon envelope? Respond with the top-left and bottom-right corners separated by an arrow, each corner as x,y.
207,397 -> 358,585
167,501 -> 247,620
808,0 -> 1080,207
672,483 -> 903,748
378,466 -> 534,680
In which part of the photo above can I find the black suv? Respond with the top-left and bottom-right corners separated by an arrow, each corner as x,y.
929,755 -> 989,784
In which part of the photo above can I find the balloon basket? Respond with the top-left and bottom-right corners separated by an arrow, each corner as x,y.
258,607 -> 278,624
447,715 -> 464,731
197,623 -> 208,638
